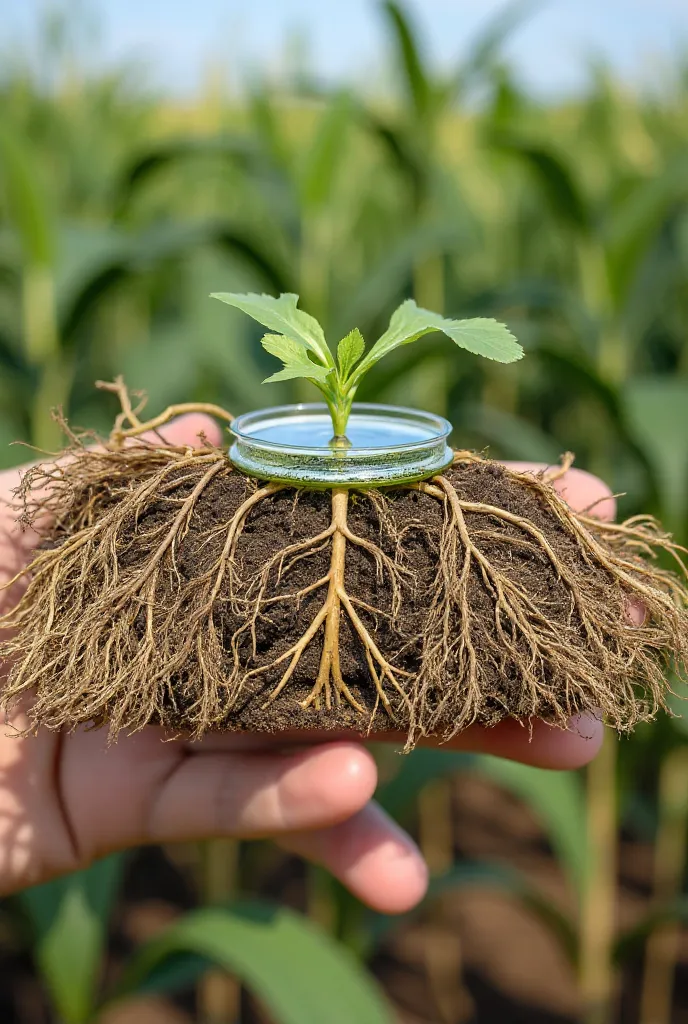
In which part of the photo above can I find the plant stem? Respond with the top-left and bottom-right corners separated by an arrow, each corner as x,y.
417,778 -> 468,1023
580,730 -> 618,1024
326,389 -> 355,444
638,746 -> 688,1024
198,839 -> 241,1024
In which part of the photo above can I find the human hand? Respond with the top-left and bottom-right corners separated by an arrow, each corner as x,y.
0,417 -> 607,913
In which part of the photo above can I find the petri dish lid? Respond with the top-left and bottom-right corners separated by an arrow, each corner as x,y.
229,403 -> 453,487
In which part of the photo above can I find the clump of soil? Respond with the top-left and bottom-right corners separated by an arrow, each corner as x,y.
2,389 -> 687,748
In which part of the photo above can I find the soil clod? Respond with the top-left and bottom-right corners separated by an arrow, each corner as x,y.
2,394 -> 687,749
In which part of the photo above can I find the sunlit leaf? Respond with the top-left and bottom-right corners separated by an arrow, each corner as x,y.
210,292 -> 333,367
337,328 -> 365,380
382,2 -> 433,119
110,904 -> 393,1024
299,92 -> 352,210
261,333 -> 333,383
19,856 -> 124,1024
0,121 -> 55,266
623,376 -> 688,528
355,299 -> 522,380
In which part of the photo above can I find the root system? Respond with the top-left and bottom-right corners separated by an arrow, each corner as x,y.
2,385 -> 687,748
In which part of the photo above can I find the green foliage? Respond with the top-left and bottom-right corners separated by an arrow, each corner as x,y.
353,300 -> 523,375
261,333 -> 333,383
18,856 -> 125,1024
337,327 -> 366,380
212,292 -> 521,435
211,292 -> 333,366
112,904 -> 393,1024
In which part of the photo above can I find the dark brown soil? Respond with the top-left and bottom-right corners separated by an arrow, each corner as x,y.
3,441 -> 686,744
174,463 -> 594,733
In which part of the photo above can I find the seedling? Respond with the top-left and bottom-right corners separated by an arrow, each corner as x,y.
210,292 -> 522,442
1,294 -> 686,747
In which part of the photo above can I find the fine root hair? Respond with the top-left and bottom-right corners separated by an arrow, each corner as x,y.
1,390 -> 687,746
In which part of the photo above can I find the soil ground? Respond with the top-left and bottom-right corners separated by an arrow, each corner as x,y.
2,775 -> 687,1023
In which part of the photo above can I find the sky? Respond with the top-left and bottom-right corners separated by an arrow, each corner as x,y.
4,0 -> 688,98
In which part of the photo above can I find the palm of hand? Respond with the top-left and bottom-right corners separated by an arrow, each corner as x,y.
0,416 -> 605,911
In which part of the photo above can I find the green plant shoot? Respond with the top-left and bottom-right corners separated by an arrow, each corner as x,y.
211,292 -> 523,440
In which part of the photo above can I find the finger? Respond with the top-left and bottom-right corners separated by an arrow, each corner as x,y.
418,711 -> 604,767
148,742 -> 377,843
0,413 -> 224,567
140,412 -> 224,449
505,461 -> 616,521
60,733 -> 378,859
191,711 -> 604,771
280,801 -> 428,914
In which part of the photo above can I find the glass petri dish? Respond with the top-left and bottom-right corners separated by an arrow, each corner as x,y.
229,403 -> 453,487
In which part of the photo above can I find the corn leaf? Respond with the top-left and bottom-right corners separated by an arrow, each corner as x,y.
19,856 -> 124,1024
0,122 -> 55,266
488,132 -> 591,233
382,2 -> 433,120
210,292 -> 333,367
109,903 -> 393,1024
299,92 -> 352,210
451,0 -> 544,97
623,377 -> 688,529
337,328 -> 365,380
57,221 -> 290,350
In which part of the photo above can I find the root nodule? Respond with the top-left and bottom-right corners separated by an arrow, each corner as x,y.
1,397 -> 687,748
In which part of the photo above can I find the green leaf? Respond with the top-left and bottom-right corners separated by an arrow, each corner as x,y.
382,2 -> 433,119
110,904 -> 393,1024
19,856 -> 124,1024
487,132 -> 591,234
0,121 -> 55,266
606,152 -> 688,305
261,333 -> 309,364
210,292 -> 333,367
623,376 -> 688,529
60,221 -> 291,350
453,0 -> 544,96
299,92 -> 352,210
261,334 -> 333,384
355,299 -> 523,380
113,135 -> 260,218
337,328 -> 365,380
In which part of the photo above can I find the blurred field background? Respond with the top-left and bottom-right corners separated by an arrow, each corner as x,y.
2,2 -> 688,1022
